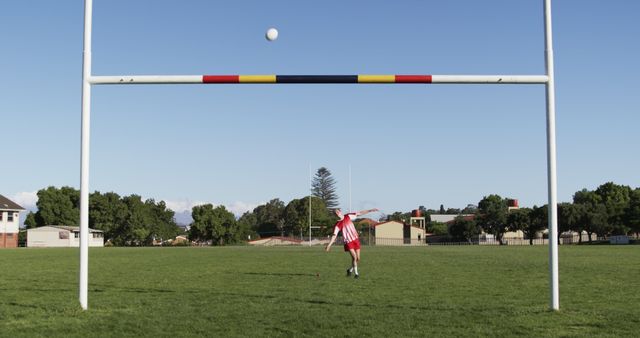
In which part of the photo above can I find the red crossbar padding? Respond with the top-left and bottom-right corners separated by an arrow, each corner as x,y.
395,75 -> 432,83
203,75 -> 239,83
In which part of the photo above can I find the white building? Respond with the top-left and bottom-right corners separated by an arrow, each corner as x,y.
374,221 -> 426,246
27,226 -> 104,248
429,214 -> 475,223
0,194 -> 25,248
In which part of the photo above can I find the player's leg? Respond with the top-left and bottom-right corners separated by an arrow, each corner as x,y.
349,248 -> 359,278
344,243 -> 353,276
353,239 -> 362,278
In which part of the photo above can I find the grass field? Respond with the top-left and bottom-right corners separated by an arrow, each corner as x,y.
0,245 -> 638,337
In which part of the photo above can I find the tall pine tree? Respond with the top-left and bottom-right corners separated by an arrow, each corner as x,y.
312,167 -> 339,209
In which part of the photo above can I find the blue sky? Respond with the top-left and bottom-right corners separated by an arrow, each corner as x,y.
2,0 -> 639,219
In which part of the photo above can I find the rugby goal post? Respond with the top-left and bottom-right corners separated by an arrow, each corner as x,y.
79,0 -> 560,311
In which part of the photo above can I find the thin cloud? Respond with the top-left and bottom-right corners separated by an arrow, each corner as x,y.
163,198 -> 263,218
163,199 -> 209,213
10,191 -> 38,210
227,201 -> 263,217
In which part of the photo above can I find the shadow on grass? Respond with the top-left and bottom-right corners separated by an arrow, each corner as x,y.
210,291 -> 550,315
15,282 -> 547,317
4,301 -> 80,314
6,301 -> 43,310
89,285 -> 180,294
1,287 -> 74,292
241,272 -> 315,277
211,290 -> 432,311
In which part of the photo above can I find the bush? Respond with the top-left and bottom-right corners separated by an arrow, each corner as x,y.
428,222 -> 449,236
18,230 -> 27,247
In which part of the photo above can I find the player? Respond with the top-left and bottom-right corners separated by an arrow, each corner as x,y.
325,208 -> 378,279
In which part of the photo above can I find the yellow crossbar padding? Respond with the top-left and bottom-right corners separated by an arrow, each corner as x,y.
358,75 -> 395,83
239,75 -> 276,83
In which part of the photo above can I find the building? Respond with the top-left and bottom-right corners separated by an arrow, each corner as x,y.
429,214 -> 475,224
0,194 -> 25,248
560,230 -> 595,244
374,220 -> 425,246
435,213 -> 527,244
507,199 -> 520,212
27,226 -> 104,248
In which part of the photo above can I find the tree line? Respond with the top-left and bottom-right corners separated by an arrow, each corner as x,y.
22,167 -> 343,246
27,173 -> 636,246
22,186 -> 339,246
24,186 -> 180,246
413,182 -> 640,244
189,167 -> 340,243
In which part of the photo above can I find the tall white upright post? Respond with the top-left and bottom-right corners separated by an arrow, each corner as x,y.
79,0 -> 93,310
544,0 -> 560,311
309,164 -> 312,246
349,165 -> 352,213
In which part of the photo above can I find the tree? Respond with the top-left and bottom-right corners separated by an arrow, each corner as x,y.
26,187 -> 185,246
558,202 -> 585,243
507,207 -> 532,244
34,186 -> 80,227
439,204 -> 446,214
189,204 -> 236,245
253,199 -> 286,237
284,196 -> 333,237
527,206 -> 548,245
573,188 -> 608,242
445,208 -> 461,215
595,182 -> 632,235
427,222 -> 449,236
461,204 -> 477,214
311,167 -> 339,209
584,204 -> 608,241
625,188 -> 640,236
24,212 -> 38,229
89,191 -> 128,242
386,211 -> 409,223
88,192 -> 179,246
145,199 -> 180,243
119,195 -> 152,246
448,216 -> 478,242
237,211 -> 259,241
476,194 -> 508,245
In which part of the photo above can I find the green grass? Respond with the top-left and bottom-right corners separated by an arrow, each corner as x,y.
0,245 -> 638,337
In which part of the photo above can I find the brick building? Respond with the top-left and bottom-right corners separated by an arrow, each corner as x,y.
0,194 -> 25,248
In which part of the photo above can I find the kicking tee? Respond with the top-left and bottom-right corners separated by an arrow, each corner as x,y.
333,213 -> 359,244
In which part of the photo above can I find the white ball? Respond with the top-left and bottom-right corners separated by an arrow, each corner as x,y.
266,28 -> 278,41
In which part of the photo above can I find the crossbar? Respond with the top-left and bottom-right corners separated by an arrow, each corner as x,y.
89,74 -> 548,85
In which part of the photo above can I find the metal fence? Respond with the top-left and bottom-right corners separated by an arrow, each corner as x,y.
258,235 -> 632,247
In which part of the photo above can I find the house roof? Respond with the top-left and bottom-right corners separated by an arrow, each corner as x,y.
355,218 -> 379,226
0,194 -> 25,211
28,225 -> 103,233
430,214 -> 475,224
373,220 -> 425,231
429,214 -> 457,223
373,220 -> 404,228
451,215 -> 475,223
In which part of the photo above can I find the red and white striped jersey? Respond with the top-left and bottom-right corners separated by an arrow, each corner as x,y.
333,213 -> 359,244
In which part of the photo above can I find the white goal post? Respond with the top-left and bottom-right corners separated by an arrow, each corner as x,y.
79,0 -> 560,311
